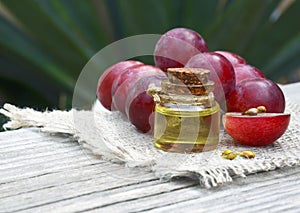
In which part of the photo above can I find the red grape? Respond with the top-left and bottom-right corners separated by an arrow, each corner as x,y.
111,64 -> 165,114
233,64 -> 266,84
125,75 -> 167,133
223,112 -> 290,146
97,60 -> 143,110
215,51 -> 247,66
154,28 -> 209,71
185,52 -> 235,109
227,78 -> 285,113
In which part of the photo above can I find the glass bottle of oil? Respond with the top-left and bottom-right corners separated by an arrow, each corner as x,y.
148,68 -> 220,153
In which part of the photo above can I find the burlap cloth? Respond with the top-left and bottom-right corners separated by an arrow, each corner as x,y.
1,99 -> 300,188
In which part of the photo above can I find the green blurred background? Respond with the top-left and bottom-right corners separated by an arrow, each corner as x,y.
0,0 -> 299,111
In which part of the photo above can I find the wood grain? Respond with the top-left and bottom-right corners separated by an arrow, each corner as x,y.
1,128 -> 300,213
0,83 -> 300,212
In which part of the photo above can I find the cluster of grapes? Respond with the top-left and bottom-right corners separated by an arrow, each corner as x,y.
97,27 -> 285,133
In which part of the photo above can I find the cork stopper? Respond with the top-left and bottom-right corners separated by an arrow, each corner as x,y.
167,68 -> 210,85
165,68 -> 212,95
161,81 -> 214,96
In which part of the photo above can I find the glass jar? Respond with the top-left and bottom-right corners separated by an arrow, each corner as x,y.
148,68 -> 220,153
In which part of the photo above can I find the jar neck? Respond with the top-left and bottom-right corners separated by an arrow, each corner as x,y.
148,84 -> 216,108
147,68 -> 217,108
161,80 -> 214,96
158,93 -> 216,107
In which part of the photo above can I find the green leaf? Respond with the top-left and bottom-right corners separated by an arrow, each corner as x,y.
205,0 -> 279,53
0,15 -> 75,90
263,32 -> 300,79
181,0 -> 225,35
0,0 -> 299,111
245,0 -> 300,79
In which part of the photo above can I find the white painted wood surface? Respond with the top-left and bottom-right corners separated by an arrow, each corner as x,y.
1,82 -> 300,213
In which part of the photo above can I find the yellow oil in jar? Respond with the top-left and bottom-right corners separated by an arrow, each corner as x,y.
153,103 -> 220,153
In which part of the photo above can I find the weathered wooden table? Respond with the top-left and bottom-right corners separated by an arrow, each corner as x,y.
1,82 -> 300,213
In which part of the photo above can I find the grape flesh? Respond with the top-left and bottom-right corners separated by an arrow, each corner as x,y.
233,64 -> 266,84
111,64 -> 165,114
215,51 -> 247,66
97,60 -> 143,110
154,28 -> 209,71
185,52 -> 235,110
126,75 -> 167,133
227,78 -> 285,113
223,112 -> 290,146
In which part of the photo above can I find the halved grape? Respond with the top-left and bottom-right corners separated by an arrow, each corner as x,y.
223,112 -> 290,146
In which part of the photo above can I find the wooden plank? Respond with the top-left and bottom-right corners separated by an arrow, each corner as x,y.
281,82 -> 300,104
89,167 -> 300,213
142,167 -> 300,213
1,144 -> 81,166
0,129 -> 158,212
13,179 -> 197,213
0,161 -> 154,198
0,131 -> 299,213
1,162 -> 104,198
0,169 -> 158,212
0,150 -> 97,184
3,161 -> 299,213
0,128 -> 48,145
